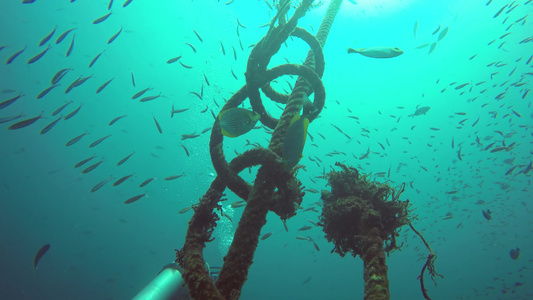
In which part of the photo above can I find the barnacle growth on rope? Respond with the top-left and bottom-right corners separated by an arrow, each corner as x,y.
319,162 -> 410,300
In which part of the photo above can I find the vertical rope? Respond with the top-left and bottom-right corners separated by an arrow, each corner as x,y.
362,232 -> 390,300
216,1 -> 343,298
316,0 -> 343,47
180,1 -> 344,299
270,0 -> 343,155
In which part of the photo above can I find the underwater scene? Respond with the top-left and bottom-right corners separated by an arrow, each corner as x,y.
1,0 -> 532,299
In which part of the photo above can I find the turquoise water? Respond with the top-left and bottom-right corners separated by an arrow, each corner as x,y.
1,0 -> 532,299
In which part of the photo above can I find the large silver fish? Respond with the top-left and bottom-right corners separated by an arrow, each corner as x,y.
347,47 -> 403,58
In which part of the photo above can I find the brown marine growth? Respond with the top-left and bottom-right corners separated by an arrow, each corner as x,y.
319,162 -> 410,300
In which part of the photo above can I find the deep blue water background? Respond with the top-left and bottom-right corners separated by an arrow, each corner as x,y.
0,0 -> 532,299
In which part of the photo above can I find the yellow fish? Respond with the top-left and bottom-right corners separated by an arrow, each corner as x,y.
218,108 -> 260,137
282,114 -> 309,169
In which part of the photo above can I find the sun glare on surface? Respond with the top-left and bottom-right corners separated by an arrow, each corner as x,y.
344,0 -> 426,16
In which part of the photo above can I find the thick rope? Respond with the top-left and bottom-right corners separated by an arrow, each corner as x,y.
177,1 -> 343,299
216,2 -> 341,298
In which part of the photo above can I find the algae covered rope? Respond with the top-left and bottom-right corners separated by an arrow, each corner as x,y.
260,26 -> 325,106
247,0 -> 324,130
175,178 -> 225,300
178,132 -> 296,299
268,0 -> 342,155
216,1 -> 341,298
215,2 -> 318,298
177,0 -> 339,298
362,231 -> 390,300
176,146 -> 291,300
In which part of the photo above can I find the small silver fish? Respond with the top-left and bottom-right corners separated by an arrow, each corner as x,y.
74,155 -> 96,168
124,193 -> 147,204
88,51 -> 105,68
36,84 -> 60,99
66,34 -> 75,57
6,46 -> 27,64
27,45 -> 51,64
82,159 -> 103,174
108,115 -> 126,126
63,103 -> 82,120
132,86 -> 151,99
108,27 -> 122,44
39,26 -> 57,46
89,134 -> 111,148
96,78 -> 114,94
33,244 -> 51,271
8,112 -> 43,130
91,177 -> 114,192
139,177 -> 156,187
153,116 -> 162,134
117,152 -> 134,166
437,27 -> 449,41
40,115 -> 62,134
0,93 -> 24,110
261,232 -> 273,240
113,174 -> 134,186
66,131 -> 88,146
139,93 -> 161,102
56,28 -> 76,44
51,68 -> 72,85
93,12 -> 112,24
